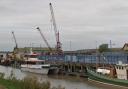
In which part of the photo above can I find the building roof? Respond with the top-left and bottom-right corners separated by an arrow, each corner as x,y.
122,43 -> 128,51
16,47 -> 55,53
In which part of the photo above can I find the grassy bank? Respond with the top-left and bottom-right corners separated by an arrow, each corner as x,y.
0,73 -> 65,89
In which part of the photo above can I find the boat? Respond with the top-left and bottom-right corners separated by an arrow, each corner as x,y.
87,61 -> 128,88
20,48 -> 50,75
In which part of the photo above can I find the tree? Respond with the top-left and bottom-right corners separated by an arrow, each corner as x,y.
98,44 -> 109,53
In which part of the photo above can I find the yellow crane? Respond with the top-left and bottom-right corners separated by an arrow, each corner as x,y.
12,31 -> 18,52
11,31 -> 21,61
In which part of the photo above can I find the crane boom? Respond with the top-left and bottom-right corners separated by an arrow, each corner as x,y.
49,3 -> 58,42
36,27 -> 52,52
12,31 -> 18,49
49,3 -> 62,54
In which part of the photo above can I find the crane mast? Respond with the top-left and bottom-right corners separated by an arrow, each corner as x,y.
49,3 -> 62,54
36,27 -> 53,52
12,31 -> 18,49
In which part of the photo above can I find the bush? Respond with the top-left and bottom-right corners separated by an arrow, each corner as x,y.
21,76 -> 50,89
0,72 -> 65,89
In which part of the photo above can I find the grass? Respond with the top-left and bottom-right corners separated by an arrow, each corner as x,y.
0,73 -> 65,89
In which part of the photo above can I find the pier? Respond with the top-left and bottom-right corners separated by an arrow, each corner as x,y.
59,62 -> 87,77
0,50 -> 128,78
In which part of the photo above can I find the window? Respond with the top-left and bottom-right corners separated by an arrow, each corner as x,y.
122,67 -> 124,70
119,66 -> 121,69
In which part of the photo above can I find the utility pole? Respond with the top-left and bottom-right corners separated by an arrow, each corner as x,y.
70,41 -> 72,51
110,40 -> 112,49
109,40 -> 115,51
95,41 -> 99,68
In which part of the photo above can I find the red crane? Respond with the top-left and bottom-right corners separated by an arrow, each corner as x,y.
36,27 -> 53,52
49,3 -> 62,54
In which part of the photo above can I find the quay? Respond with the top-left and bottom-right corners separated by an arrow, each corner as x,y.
52,62 -> 88,77
0,43 -> 128,77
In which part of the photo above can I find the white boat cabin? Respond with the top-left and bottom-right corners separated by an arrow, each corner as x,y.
96,67 -> 110,74
115,61 -> 128,80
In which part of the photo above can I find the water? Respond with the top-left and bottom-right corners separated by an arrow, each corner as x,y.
0,65 -> 114,89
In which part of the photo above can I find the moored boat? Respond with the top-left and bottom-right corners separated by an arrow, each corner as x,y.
20,48 -> 50,75
87,61 -> 128,88
21,60 -> 50,75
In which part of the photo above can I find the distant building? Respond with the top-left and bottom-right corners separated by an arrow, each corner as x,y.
122,43 -> 128,51
76,49 -> 97,55
64,51 -> 78,55
76,48 -> 122,55
16,47 -> 55,54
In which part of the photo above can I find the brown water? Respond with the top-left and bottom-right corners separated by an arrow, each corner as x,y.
0,65 -> 120,89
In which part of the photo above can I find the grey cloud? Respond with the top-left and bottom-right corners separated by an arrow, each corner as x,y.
0,0 -> 128,51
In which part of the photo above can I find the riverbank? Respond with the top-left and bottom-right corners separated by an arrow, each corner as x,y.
0,73 -> 64,89
0,65 -> 109,89
0,73 -> 22,89
0,77 -> 22,89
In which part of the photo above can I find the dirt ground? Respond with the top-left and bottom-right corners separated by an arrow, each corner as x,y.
0,85 -> 6,89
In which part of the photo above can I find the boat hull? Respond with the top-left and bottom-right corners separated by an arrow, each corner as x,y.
87,69 -> 128,88
21,67 -> 49,75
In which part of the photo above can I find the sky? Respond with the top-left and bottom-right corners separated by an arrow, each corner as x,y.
0,0 -> 128,51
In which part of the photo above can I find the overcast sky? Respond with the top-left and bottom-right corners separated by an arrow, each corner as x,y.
0,0 -> 128,51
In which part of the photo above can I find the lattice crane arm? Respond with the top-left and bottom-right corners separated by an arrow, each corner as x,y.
49,3 -> 62,53
36,27 -> 52,52
49,3 -> 58,42
12,31 -> 18,49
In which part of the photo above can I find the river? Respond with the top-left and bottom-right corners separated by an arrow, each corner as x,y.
0,65 -> 118,89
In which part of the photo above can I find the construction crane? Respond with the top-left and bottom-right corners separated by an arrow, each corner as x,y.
12,31 -> 20,61
36,27 -> 53,52
12,31 -> 18,50
49,3 -> 62,54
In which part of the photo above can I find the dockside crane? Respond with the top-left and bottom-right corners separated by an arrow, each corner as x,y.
12,31 -> 18,51
12,31 -> 20,61
36,27 -> 53,53
49,3 -> 62,54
